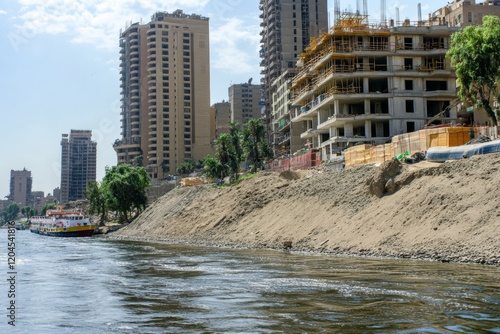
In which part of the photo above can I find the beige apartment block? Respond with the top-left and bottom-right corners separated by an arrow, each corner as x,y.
428,0 -> 500,27
260,0 -> 329,136
9,168 -> 32,207
290,13 -> 459,162
229,82 -> 262,126
114,10 -> 211,179
210,101 -> 231,139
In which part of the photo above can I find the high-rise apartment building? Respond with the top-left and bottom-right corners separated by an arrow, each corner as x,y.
428,0 -> 500,27
9,168 -> 32,207
60,130 -> 97,203
260,0 -> 329,138
114,10 -> 211,179
228,82 -> 262,125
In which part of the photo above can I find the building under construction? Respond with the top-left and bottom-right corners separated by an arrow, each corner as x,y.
290,10 -> 460,161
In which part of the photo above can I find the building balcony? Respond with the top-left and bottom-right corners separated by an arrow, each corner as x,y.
318,112 -> 391,129
300,127 -> 329,140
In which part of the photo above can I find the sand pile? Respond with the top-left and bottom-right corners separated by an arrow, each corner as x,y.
116,153 -> 500,266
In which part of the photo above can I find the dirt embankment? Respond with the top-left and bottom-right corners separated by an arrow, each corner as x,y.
115,153 -> 500,266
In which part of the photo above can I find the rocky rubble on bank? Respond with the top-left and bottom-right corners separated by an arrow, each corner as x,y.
114,153 -> 500,266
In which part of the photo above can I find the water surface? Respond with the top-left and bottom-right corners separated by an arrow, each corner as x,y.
1,230 -> 499,333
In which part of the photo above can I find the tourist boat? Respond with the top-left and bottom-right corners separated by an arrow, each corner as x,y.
30,209 -> 97,237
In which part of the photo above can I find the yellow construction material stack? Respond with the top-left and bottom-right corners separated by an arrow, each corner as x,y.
427,127 -> 473,147
343,127 -> 480,168
180,177 -> 207,187
370,145 -> 386,164
344,144 -> 373,167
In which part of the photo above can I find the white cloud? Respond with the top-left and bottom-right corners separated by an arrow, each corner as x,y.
210,17 -> 260,75
14,0 -> 209,51
0,9 -> 7,15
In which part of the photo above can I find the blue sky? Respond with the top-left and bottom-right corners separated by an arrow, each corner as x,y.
0,0 -> 450,197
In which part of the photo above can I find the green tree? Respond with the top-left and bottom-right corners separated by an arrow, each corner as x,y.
447,15 -> 500,125
86,181 -> 108,225
41,202 -> 56,216
1,203 -> 20,224
21,206 -> 35,219
177,159 -> 195,175
242,119 -> 274,173
202,155 -> 225,182
132,155 -> 143,167
102,164 -> 150,223
228,122 -> 243,180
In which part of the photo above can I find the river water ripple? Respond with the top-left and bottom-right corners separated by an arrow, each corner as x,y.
1,230 -> 499,333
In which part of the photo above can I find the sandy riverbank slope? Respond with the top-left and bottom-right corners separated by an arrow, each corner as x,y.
115,153 -> 500,266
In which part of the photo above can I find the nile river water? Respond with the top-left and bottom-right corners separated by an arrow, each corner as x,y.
1,229 -> 499,333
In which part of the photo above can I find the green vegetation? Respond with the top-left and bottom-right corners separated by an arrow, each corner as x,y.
21,206 -> 36,219
447,15 -> 500,125
86,164 -> 151,224
41,202 -> 56,216
177,159 -> 196,175
202,119 -> 273,184
86,181 -> 108,223
242,119 -> 274,173
0,203 -> 20,225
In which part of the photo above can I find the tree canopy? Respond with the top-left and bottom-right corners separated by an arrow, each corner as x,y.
203,119 -> 273,182
87,164 -> 151,224
242,119 -> 274,173
447,15 -> 500,125
1,203 -> 20,225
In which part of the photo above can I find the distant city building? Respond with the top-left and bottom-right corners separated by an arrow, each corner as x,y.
30,191 -> 44,212
0,199 -> 9,211
114,10 -> 211,180
53,187 -> 61,203
210,101 -> 231,138
260,0 -> 329,137
228,82 -> 262,125
9,168 -> 32,207
60,130 -> 97,203
428,0 -> 500,27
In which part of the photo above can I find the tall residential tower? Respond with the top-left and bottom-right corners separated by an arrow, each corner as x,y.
259,0 -> 329,138
114,10 -> 211,179
60,130 -> 97,203
9,169 -> 32,207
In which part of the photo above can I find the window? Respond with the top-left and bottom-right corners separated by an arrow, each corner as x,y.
404,58 -> 413,70
406,121 -> 416,132
426,80 -> 447,91
183,39 -> 189,44
405,100 -> 415,113
404,37 -> 413,50
468,12 -> 473,23
405,80 -> 413,90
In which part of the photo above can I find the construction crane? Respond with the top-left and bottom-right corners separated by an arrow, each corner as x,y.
424,99 -> 461,128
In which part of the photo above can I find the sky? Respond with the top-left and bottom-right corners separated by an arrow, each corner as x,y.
0,0 -> 451,198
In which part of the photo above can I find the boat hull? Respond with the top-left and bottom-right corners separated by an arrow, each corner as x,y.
30,225 -> 97,237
